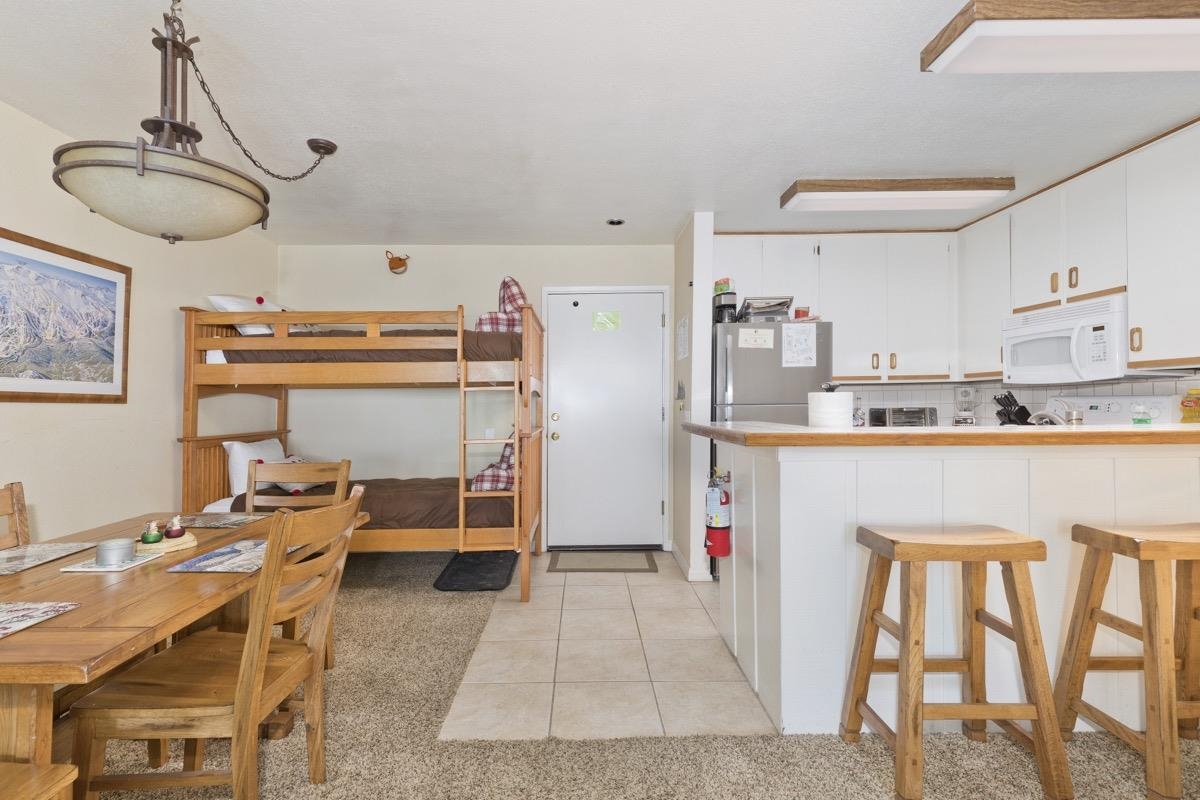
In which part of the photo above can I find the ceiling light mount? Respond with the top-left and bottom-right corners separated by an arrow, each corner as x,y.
52,1 -> 338,243
922,0 -> 1200,74
780,178 -> 1016,212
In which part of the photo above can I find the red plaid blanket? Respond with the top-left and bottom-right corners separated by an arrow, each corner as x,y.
471,443 -> 515,492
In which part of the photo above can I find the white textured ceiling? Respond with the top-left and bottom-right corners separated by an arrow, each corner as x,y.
1,1 -> 1198,245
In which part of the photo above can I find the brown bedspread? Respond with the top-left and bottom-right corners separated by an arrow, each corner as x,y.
231,477 -> 513,530
221,329 -> 521,363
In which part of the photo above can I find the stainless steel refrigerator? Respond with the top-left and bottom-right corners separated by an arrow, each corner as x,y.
712,321 -> 833,424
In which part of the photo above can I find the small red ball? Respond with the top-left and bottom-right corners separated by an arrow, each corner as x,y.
256,296 -> 264,304
256,458 -> 264,464
291,489 -> 302,496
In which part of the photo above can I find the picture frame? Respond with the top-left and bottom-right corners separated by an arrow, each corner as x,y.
0,226 -> 131,403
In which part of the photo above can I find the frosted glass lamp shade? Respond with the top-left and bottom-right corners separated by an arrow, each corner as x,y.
53,141 -> 269,242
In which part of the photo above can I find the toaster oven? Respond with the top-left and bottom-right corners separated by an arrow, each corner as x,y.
868,407 -> 938,427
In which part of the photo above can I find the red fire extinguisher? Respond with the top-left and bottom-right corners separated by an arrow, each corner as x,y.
705,472 -> 731,558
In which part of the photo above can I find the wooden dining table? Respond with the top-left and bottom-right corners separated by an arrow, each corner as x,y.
0,512 -> 275,765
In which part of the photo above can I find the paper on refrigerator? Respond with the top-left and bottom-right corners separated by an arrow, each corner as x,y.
781,324 -> 817,368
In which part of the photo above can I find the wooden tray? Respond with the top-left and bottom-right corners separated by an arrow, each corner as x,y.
135,532 -> 198,555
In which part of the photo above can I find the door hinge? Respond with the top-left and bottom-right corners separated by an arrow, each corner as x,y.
815,244 -> 821,256
661,500 -> 665,515
661,313 -> 666,327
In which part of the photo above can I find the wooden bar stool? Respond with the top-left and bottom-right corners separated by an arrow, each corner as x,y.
840,525 -> 1072,800
1053,522 -> 1200,800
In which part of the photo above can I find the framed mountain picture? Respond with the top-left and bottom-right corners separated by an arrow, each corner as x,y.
0,227 -> 131,403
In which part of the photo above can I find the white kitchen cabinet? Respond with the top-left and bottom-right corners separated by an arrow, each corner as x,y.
1064,160 -> 1127,300
818,236 -> 888,381
1127,123 -> 1200,367
957,214 -> 1011,378
885,235 -> 953,380
1010,187 -> 1064,311
713,236 -> 763,300
761,236 -> 820,316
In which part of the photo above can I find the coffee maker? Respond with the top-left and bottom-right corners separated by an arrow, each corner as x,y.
713,292 -> 737,323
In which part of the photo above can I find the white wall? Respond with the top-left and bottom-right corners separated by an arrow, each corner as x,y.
670,213 -> 714,579
277,244 -> 673,479
0,100 -> 278,540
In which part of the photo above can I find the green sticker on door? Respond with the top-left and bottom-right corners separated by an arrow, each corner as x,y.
592,311 -> 620,331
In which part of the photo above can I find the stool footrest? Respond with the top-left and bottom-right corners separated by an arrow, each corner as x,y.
872,658 -> 968,674
976,609 -> 1015,641
857,700 -> 897,749
1091,608 -> 1144,641
1072,697 -> 1147,754
1176,700 -> 1200,719
1087,656 -> 1184,671
923,702 -> 1038,721
994,719 -> 1036,753
871,610 -> 900,640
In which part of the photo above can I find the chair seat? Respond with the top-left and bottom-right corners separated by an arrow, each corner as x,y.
72,630 -> 312,720
1072,522 -> 1200,560
856,524 -> 1046,562
0,763 -> 77,800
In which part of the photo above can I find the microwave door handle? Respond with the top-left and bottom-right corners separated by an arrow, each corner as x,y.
1069,326 -> 1085,380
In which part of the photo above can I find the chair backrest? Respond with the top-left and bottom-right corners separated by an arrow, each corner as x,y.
233,484 -> 364,723
244,460 -> 351,512
0,482 -> 30,550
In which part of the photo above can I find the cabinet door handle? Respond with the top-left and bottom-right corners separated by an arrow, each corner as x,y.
1068,266 -> 1079,289
1050,272 -> 1060,293
889,353 -> 897,370
871,353 -> 880,370
1130,327 -> 1144,353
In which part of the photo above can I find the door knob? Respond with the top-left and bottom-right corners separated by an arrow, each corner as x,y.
550,432 -> 560,441
551,413 -> 560,421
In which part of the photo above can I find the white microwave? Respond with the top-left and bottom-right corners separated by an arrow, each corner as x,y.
1001,295 -> 1128,384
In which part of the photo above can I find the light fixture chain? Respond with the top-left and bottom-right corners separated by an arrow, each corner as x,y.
185,52 -> 325,182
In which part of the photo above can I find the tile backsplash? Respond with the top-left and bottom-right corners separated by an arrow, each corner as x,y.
846,373 -> 1200,427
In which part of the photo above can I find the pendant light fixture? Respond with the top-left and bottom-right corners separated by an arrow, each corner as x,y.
780,178 -> 1015,212
52,2 -> 337,243
922,0 -> 1200,74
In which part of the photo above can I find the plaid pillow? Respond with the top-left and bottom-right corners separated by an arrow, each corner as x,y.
475,311 -> 522,333
471,461 -> 514,492
499,276 -> 528,313
498,442 -> 515,467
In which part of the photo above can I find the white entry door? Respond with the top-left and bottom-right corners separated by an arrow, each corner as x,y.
544,288 -> 667,548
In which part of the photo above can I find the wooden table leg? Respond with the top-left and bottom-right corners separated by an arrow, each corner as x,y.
896,561 -> 926,800
0,684 -> 54,763
1141,559 -> 1182,800
1174,560 -> 1200,740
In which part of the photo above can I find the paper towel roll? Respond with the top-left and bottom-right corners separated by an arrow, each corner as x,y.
808,392 -> 854,429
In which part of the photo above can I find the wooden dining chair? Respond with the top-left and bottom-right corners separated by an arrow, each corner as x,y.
245,458 -> 351,671
0,481 -> 30,549
244,459 -> 351,512
70,485 -> 364,800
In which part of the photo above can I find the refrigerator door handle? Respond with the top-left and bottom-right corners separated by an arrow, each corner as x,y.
724,333 -> 734,406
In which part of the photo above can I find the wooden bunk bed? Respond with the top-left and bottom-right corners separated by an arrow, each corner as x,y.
178,304 -> 544,601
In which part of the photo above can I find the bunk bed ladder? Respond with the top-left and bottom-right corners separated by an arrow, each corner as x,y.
459,358 -> 522,554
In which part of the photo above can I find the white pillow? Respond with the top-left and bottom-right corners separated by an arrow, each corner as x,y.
207,294 -> 281,336
273,455 -> 325,494
223,438 -> 286,496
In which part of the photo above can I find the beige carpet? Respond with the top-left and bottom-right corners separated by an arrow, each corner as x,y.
547,551 -> 658,572
94,552 -> 1200,799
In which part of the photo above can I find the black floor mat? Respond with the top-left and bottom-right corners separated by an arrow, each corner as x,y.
433,551 -> 518,592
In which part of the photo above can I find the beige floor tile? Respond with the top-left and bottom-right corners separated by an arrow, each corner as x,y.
438,682 -> 552,740
463,640 -> 559,683
629,584 -> 702,610
494,583 -> 563,610
480,608 -> 561,641
642,638 -> 744,682
559,608 -> 640,640
692,581 -> 720,610
653,681 -> 776,736
562,585 -> 631,610
564,571 -> 628,586
635,607 -> 719,640
625,565 -> 687,586
555,639 -> 648,682
550,682 -> 663,739
530,569 -> 566,586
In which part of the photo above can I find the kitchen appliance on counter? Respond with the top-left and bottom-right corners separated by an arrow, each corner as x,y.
712,320 -> 833,424
713,292 -> 738,323
868,407 -> 938,427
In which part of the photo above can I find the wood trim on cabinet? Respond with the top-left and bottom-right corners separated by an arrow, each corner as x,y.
1012,300 -> 1063,314
888,374 -> 954,382
832,375 -> 884,382
921,1 -> 1200,72
1128,356 -> 1200,369
714,228 -> 958,237
781,177 -> 1016,209
1067,285 -> 1127,303
963,370 -> 1004,380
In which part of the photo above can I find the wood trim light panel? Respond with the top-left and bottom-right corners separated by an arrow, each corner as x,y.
780,178 -> 1014,212
922,1 -> 1200,73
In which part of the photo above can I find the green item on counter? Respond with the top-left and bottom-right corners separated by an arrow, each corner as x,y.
141,529 -> 164,544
